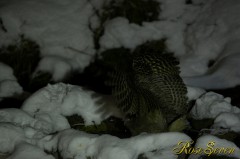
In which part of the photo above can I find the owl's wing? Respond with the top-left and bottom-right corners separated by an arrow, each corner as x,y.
107,70 -> 161,115
107,71 -> 138,115
134,52 -> 188,122
160,75 -> 187,115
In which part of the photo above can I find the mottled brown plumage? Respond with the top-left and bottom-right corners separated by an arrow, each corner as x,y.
107,41 -> 188,126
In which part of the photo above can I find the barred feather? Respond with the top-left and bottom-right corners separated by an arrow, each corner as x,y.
107,41 -> 188,123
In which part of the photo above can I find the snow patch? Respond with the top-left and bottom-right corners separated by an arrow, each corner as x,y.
22,83 -> 116,127
190,92 -> 240,132
0,123 -> 26,153
35,56 -> 72,81
190,92 -> 240,119
0,0 -> 96,81
100,17 -> 187,57
213,112 -> 240,132
182,0 -> 240,89
0,108 -> 52,137
158,0 -> 186,20
0,63 -> 22,100
48,129 -> 191,159
189,135 -> 240,159
7,143 -> 55,159
186,86 -> 206,101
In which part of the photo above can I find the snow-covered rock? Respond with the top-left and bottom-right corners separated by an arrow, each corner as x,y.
190,92 -> 240,119
35,56 -> 72,81
213,112 -> 240,132
0,0 -> 96,81
186,86 -> 206,101
100,17 -> 187,57
182,0 -> 240,89
7,143 -> 55,159
0,123 -> 27,153
0,63 -> 16,81
0,0 -> 240,157
34,112 -> 70,134
0,63 -> 22,100
0,108 -> 55,138
40,129 -> 191,159
99,0 -> 199,58
190,92 -> 240,132
158,0 -> 186,20
189,135 -> 240,159
0,108 -> 40,128
0,80 -> 22,98
0,108 -> 58,135
22,83 -> 118,127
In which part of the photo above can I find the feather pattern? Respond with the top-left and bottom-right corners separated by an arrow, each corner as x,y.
107,41 -> 188,123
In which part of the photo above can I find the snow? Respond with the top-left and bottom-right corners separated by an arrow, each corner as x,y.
1,84 -> 240,158
42,129 -> 191,159
22,83 -> 118,126
0,108 -> 56,141
0,80 -> 22,98
34,56 -> 72,81
98,0 -> 201,59
99,0 -> 240,89
0,123 -> 27,153
0,108 -> 45,130
0,123 -> 193,159
0,63 -> 16,81
0,0 -> 96,81
0,63 -> 22,100
0,0 -> 240,87
181,0 -> 227,76
190,92 -> 240,132
158,0 -> 186,20
100,18 -> 187,57
190,92 -> 240,119
7,143 -> 55,159
182,0 -> 240,89
1,83 -> 237,159
98,0 -> 198,57
186,86 -> 206,101
1,0 -> 240,158
1,0 -> 239,88
189,135 -> 240,159
213,112 -> 240,132
34,112 -> 70,134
